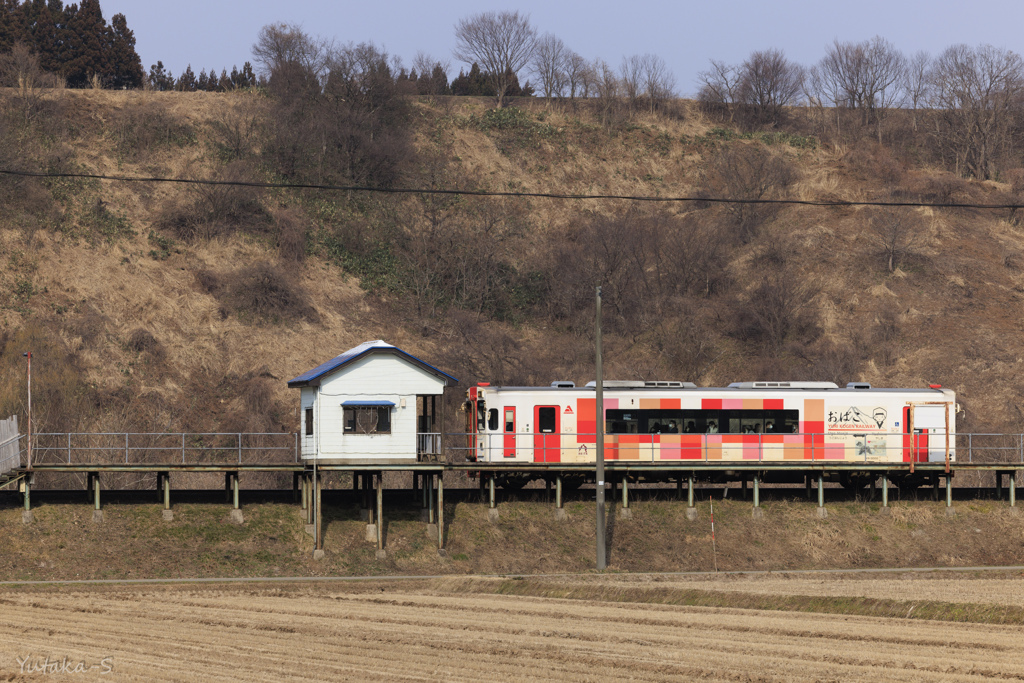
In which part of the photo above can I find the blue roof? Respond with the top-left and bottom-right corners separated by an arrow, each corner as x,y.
287,340 -> 458,388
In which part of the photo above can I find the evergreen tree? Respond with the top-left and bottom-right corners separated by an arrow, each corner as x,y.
148,60 -> 173,90
218,68 -> 230,91
27,0 -> 59,74
195,67 -> 208,91
106,12 -> 142,88
63,0 -> 108,87
176,64 -> 196,91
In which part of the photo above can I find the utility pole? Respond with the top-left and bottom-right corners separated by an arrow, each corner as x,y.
22,351 -> 31,470
595,287 -> 606,570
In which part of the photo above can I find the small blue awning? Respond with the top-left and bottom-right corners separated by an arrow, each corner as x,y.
341,400 -> 396,407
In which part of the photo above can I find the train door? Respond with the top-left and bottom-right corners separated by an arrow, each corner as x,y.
534,405 -> 561,463
504,407 -> 517,458
904,405 -> 947,462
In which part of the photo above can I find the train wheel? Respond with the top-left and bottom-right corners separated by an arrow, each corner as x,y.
839,473 -> 872,490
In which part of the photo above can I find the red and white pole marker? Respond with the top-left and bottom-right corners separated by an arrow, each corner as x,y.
710,495 -> 718,573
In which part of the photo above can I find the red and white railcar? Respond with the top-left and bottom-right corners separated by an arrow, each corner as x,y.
465,381 -> 956,465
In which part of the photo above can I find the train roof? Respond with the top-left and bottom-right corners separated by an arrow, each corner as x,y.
476,381 -> 951,394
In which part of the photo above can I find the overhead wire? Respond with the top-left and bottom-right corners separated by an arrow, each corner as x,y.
1,167 -> 1023,210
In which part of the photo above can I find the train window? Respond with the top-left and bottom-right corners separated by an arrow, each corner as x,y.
504,408 -> 515,432
304,408 -> 313,436
343,407 -> 391,434
477,403 -> 486,430
488,409 -> 499,431
605,408 -> 799,435
538,407 -> 557,433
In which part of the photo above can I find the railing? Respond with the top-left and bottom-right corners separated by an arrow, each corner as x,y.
451,431 -> 1024,464
0,433 -> 21,475
29,432 -> 299,466
417,432 -> 443,458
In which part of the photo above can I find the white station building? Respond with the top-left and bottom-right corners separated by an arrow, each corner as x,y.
288,340 -> 458,463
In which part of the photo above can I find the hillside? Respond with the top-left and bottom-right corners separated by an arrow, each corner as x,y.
0,87 -> 1022,437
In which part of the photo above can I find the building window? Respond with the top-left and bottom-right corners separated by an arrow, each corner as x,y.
343,406 -> 392,434
305,408 -> 314,436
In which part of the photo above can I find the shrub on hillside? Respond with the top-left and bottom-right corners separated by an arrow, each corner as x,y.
221,262 -> 319,325
157,161 -> 268,242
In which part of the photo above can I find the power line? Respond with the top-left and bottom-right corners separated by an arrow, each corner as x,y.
1,167 -> 1022,210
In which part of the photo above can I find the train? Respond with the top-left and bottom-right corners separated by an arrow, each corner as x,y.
464,380 -> 957,488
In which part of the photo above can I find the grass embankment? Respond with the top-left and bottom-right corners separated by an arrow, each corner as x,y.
2,494 -> 1023,586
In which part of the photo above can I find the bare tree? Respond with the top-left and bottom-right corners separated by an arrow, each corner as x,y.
412,51 -> 450,97
639,54 -> 676,115
620,54 -> 643,114
251,23 -> 332,95
593,59 -> 621,126
930,44 -> 1024,180
812,36 -> 906,140
738,48 -> 803,126
564,51 -> 592,102
904,50 -> 932,131
702,145 -> 795,242
532,33 -> 568,100
697,59 -> 743,122
870,207 -> 922,272
453,10 -> 537,108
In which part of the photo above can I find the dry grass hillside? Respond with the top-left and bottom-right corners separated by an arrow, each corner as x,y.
0,87 -> 1023,437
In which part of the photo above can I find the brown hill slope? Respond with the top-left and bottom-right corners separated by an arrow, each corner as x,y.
0,89 -> 1022,436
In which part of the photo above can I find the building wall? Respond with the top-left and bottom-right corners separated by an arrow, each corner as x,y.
300,354 -> 446,461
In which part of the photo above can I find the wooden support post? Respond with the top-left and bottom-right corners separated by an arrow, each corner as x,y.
376,472 -> 383,551
489,475 -> 496,509
437,474 -> 444,550
556,475 -> 563,509
163,473 -> 170,510
232,472 -> 239,510
300,473 -> 308,511
882,476 -> 889,507
753,474 -> 760,508
817,473 -> 824,508
688,474 -> 694,508
1011,472 -> 1017,508
315,472 -> 323,551
307,475 -> 315,524
622,476 -> 629,509
428,474 -> 435,524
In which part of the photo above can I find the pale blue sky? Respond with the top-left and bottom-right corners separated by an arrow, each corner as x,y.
102,0 -> 1024,96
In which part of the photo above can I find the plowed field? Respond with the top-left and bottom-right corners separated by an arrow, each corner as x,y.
2,576 -> 1024,681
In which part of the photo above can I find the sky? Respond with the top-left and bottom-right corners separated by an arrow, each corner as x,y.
101,0 -> 1024,96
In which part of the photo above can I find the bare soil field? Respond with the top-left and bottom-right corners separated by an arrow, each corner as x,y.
2,576 -> 1024,681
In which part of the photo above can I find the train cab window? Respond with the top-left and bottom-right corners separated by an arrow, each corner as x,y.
504,408 -> 515,432
538,407 -> 557,433
488,409 -> 499,431
477,403 -> 486,430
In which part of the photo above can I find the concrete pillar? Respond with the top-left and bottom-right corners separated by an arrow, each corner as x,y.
301,473 -> 308,511
489,475 -> 496,509
315,472 -> 323,550
622,476 -> 629,509
817,474 -> 824,508
93,472 -> 101,511
232,473 -> 240,510
437,474 -> 444,550
163,473 -> 170,510
306,475 -> 315,524
946,474 -> 953,508
882,476 -> 889,508
688,475 -> 694,508
23,478 -> 30,509
555,475 -> 563,509
753,474 -> 760,508
1011,473 -> 1017,508
428,474 -> 435,524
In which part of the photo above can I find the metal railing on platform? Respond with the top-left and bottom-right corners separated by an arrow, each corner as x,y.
29,432 -> 299,466
0,433 -> 21,475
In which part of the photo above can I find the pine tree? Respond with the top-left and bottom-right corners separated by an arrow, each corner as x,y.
148,60 -> 173,91
218,68 -> 230,91
63,0 -> 108,87
196,68 -> 208,91
106,12 -> 142,88
176,64 -> 196,91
